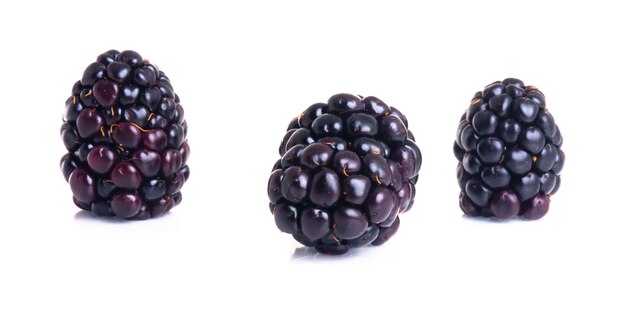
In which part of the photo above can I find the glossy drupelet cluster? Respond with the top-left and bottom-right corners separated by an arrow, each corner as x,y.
454,78 -> 564,220
60,50 -> 190,220
268,93 -> 421,254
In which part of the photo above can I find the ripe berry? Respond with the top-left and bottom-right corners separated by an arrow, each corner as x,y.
454,79 -> 564,220
61,50 -> 190,220
269,94 -> 421,254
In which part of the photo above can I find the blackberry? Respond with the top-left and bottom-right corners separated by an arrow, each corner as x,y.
454,78 -> 564,220
268,93 -> 421,254
61,50 -> 190,220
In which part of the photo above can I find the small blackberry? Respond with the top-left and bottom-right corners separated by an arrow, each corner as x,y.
61,50 -> 190,220
454,78 -> 564,220
268,93 -> 421,254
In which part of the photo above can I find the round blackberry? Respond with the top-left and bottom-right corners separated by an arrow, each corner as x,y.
454,78 -> 563,220
268,93 -> 421,254
61,50 -> 190,220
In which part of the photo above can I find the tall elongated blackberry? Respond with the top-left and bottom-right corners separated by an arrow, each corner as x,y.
268,93 -> 421,254
454,78 -> 564,220
61,50 -> 190,220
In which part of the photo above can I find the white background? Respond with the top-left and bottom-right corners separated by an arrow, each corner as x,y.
1,0 -> 624,314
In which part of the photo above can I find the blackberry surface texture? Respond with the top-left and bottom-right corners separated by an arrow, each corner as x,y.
61,50 -> 190,220
455,78 -> 564,220
268,93 -> 421,255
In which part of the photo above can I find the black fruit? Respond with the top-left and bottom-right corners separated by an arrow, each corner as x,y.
61,50 -> 190,220
455,79 -> 564,220
269,94 -> 421,254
